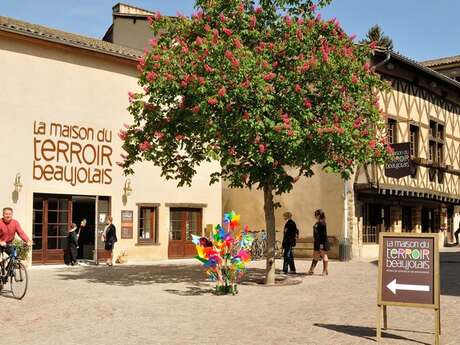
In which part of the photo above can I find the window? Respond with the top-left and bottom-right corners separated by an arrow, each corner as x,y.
387,119 -> 397,144
437,124 -> 444,140
362,204 -> 388,243
429,141 -> 436,162
402,207 -> 412,232
437,144 -> 444,164
169,208 -> 202,241
138,206 -> 158,244
409,125 -> 419,158
429,120 -> 437,138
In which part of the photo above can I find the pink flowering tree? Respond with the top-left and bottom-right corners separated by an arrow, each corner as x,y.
120,0 -> 391,284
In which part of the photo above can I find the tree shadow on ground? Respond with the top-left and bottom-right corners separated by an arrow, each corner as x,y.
313,324 -> 431,345
55,264 -> 301,295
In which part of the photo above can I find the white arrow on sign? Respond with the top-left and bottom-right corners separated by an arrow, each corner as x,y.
387,279 -> 430,295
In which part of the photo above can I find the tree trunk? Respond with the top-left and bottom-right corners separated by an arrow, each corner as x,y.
263,182 -> 276,285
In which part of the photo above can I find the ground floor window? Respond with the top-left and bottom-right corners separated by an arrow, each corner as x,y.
362,204 -> 389,244
138,206 -> 158,244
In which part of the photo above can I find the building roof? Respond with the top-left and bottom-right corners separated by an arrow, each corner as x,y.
0,15 -> 142,61
421,55 -> 460,68
375,49 -> 460,90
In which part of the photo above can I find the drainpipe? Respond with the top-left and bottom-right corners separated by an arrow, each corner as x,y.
344,179 -> 348,239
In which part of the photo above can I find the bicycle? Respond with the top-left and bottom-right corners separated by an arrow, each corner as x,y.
250,230 -> 283,260
0,244 -> 29,300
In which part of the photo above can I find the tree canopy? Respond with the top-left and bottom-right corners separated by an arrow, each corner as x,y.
119,0 -> 392,283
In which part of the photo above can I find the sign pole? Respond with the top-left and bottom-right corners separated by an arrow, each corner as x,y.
376,305 -> 382,343
435,308 -> 440,345
383,305 -> 388,330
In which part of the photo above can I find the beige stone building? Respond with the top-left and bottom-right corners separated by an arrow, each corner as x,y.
0,13 -> 222,265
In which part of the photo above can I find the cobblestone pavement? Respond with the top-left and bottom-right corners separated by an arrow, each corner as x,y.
2,251 -> 459,345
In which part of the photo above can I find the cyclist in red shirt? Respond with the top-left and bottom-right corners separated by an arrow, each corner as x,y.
0,207 -> 31,247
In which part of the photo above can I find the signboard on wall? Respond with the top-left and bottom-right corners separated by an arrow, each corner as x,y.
121,210 -> 134,239
384,142 -> 411,179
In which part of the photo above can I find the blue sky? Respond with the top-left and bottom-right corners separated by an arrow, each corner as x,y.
1,0 -> 459,62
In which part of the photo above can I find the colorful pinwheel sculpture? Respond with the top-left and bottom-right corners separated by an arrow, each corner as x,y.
193,211 -> 253,294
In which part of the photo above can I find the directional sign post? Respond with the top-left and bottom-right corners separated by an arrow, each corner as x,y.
377,232 -> 440,344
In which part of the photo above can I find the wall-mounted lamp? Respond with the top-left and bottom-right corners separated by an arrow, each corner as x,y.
14,173 -> 23,193
123,179 -> 132,197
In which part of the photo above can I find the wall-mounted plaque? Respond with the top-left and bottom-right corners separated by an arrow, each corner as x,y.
121,210 -> 134,239
385,142 -> 411,179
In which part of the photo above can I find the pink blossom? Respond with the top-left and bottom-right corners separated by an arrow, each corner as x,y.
231,58 -> 240,69
241,80 -> 250,89
311,4 -> 317,12
147,16 -> 153,25
118,130 -> 127,140
228,147 -> 236,156
369,140 -> 377,149
224,50 -> 234,60
175,134 -> 184,141
192,105 -> 200,113
218,86 -> 227,97
351,74 -> 359,84
208,98 -> 218,106
249,15 -> 257,29
149,38 -> 158,47
274,125 -> 281,133
128,92 -> 136,102
182,46 -> 189,54
304,98 -> 312,109
123,123 -> 130,129
297,18 -> 305,25
154,131 -> 165,140
296,29 -> 304,41
287,130 -> 294,137
138,141 -> 152,152
255,7 -> 263,14
198,76 -> 206,85
219,13 -> 227,23
243,111 -> 250,120
350,34 -> 357,41
386,145 -> 395,155
284,16 -> 292,27
363,62 -> 370,72
369,41 -> 377,50
263,72 -> 276,81
294,84 -> 302,93
147,71 -> 157,82
222,27 -> 233,36
204,64 -> 214,73
204,24 -> 211,32
233,38 -> 242,49
154,11 -> 161,20
195,36 -> 204,46
258,144 -> 266,154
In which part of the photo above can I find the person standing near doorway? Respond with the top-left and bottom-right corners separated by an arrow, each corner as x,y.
67,223 -> 78,266
102,216 -> 117,266
307,209 -> 330,276
455,222 -> 460,246
282,212 -> 299,274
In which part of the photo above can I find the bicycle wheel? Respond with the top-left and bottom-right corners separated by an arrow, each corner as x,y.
10,261 -> 28,300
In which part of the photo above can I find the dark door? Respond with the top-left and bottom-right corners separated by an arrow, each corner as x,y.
168,208 -> 202,258
32,195 -> 71,264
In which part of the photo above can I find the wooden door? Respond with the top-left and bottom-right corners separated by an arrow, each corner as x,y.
32,195 -> 71,264
95,196 -> 111,264
168,208 -> 202,258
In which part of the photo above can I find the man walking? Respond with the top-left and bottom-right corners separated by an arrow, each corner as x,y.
282,212 -> 299,274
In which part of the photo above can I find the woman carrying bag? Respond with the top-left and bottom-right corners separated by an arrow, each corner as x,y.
102,216 -> 117,266
307,209 -> 330,276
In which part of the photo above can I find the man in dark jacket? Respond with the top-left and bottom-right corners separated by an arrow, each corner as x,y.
282,212 -> 299,274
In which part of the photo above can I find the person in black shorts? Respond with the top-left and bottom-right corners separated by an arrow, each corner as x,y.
307,209 -> 329,276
